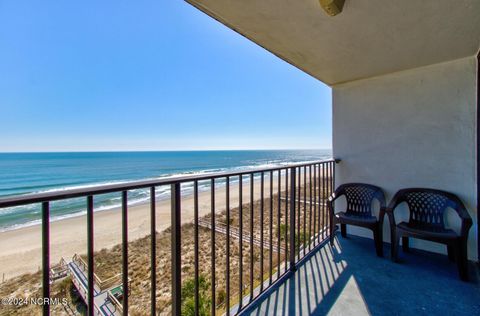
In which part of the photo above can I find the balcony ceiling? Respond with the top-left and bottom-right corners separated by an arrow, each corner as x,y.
186,0 -> 480,85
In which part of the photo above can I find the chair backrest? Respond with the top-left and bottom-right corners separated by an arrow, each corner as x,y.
401,189 -> 455,229
338,183 -> 385,216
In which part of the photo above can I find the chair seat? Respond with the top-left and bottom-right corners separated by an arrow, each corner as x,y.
336,211 -> 378,224
397,222 -> 458,240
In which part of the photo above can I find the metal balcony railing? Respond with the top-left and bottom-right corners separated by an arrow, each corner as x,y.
0,158 -> 338,316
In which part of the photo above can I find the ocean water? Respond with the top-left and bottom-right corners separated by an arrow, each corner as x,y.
0,150 -> 331,231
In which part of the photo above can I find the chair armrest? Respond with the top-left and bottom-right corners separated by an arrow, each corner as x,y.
380,206 -> 396,227
328,185 -> 347,204
455,204 -> 473,222
380,206 -> 397,256
327,193 -> 340,203
374,190 -> 387,209
446,195 -> 473,238
386,190 -> 405,212
460,218 -> 473,239
382,206 -> 394,214
383,190 -> 408,229
327,188 -> 345,214
455,203 -> 473,238
326,193 -> 337,214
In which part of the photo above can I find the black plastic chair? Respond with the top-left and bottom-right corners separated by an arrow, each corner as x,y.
328,183 -> 386,256
384,188 -> 472,281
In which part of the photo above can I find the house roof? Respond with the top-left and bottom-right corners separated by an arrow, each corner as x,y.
186,0 -> 480,85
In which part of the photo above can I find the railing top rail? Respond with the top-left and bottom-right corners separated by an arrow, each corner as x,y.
0,158 -> 338,208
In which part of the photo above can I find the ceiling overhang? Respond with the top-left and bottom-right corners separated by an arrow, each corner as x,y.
186,0 -> 480,85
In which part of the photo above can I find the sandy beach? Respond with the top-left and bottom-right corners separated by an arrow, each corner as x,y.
0,177 -> 285,280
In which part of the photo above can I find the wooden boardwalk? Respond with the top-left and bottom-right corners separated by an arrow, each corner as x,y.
198,218 -> 286,254
67,256 -> 121,316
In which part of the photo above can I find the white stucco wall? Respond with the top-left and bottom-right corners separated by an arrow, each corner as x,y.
332,56 -> 478,260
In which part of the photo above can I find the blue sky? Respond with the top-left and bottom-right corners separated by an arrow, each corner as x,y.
0,1 -> 331,152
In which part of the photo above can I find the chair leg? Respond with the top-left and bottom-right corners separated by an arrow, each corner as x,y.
390,225 -> 396,260
455,239 -> 469,281
447,244 -> 455,262
373,225 -> 383,257
402,237 -> 409,252
329,214 -> 335,245
340,224 -> 347,238
392,232 -> 401,262
329,224 -> 335,245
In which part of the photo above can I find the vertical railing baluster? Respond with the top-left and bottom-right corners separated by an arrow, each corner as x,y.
238,175 -> 243,309
327,163 -> 330,240
330,162 -> 333,193
171,183 -> 181,316
297,168 -> 301,256
0,160 -> 340,316
332,161 -> 336,241
330,162 -> 334,236
319,164 -> 322,239
249,173 -> 254,301
150,187 -> 156,316
316,164 -> 322,239
122,191 -> 129,315
42,201 -> 50,316
260,172 -> 264,293
313,165 -> 317,247
326,163 -> 330,198
269,170 -> 273,285
303,165 -> 307,256
331,161 -> 335,198
289,167 -> 296,271
318,164 -> 321,243
329,162 -> 332,228
211,179 -> 216,316
309,165 -> 312,251
317,163 -> 323,244
86,196 -> 94,316
323,163 -> 327,241
318,164 -> 321,239
194,181 -> 199,316
284,169 -> 289,273
226,177 -> 230,316
326,162 -> 331,240
276,170 -> 281,279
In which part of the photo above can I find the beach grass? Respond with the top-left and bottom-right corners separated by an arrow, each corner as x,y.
0,178 -> 331,316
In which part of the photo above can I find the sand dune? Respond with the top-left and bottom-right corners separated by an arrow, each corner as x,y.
0,176 -> 287,280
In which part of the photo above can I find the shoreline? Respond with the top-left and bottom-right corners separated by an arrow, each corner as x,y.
0,177 -> 284,280
0,170 -> 280,234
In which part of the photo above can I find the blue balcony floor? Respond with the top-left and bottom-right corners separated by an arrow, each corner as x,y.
240,235 -> 480,316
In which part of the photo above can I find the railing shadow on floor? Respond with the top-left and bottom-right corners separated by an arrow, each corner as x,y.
240,237 -> 357,316
240,233 -> 480,316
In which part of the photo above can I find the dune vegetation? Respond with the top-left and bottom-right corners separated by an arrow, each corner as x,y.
0,181 -> 330,316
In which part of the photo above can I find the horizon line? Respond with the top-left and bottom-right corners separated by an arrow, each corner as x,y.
0,148 -> 332,154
